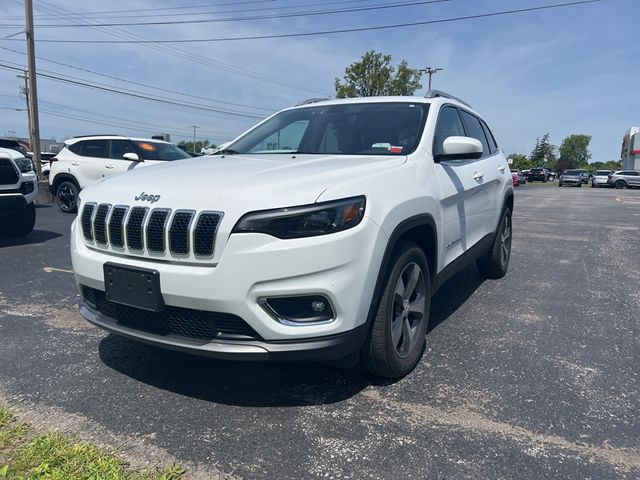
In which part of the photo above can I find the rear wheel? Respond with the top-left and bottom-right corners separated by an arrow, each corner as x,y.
361,241 -> 430,379
477,208 -> 512,279
56,180 -> 79,213
615,180 -> 626,189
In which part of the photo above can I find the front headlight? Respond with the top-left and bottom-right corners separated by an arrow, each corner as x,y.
15,158 -> 33,173
233,196 -> 366,239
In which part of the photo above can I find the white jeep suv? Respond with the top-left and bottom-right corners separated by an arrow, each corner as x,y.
48,135 -> 191,213
71,92 -> 513,378
0,147 -> 37,237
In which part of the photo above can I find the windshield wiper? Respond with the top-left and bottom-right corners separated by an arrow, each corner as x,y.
215,148 -> 240,155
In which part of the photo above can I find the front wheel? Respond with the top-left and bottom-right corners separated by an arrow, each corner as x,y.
558,182 -> 562,187
578,182 -> 582,187
56,180 -> 79,213
0,202 -> 36,237
361,241 -> 430,379
477,208 -> 512,279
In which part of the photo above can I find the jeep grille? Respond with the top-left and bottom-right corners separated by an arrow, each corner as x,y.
81,203 -> 223,260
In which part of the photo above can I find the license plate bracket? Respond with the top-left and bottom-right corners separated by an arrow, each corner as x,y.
103,262 -> 164,312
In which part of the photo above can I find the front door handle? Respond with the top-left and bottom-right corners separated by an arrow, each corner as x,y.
473,171 -> 485,181
105,164 -> 115,169
71,162 -> 79,166
498,166 -> 506,173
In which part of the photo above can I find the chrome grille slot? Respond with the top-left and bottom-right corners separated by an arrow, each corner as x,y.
147,209 -> 170,253
169,211 -> 194,255
93,204 -> 111,245
81,203 -> 96,241
193,212 -> 221,256
108,206 -> 127,248
126,207 -> 148,251
83,204 -> 222,261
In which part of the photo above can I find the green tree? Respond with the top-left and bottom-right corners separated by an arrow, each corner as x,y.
335,51 -> 422,98
529,133 -> 557,169
177,139 -> 215,154
558,134 -> 592,170
507,153 -> 531,170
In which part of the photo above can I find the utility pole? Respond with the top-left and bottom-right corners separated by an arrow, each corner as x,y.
18,72 -> 33,159
192,125 -> 199,153
24,0 -> 43,180
419,67 -> 443,91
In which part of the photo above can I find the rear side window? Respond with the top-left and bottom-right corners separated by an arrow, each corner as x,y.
480,119 -> 498,154
433,106 -> 466,157
460,110 -> 490,158
77,140 -> 108,158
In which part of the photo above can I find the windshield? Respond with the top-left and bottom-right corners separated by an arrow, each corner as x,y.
564,170 -> 580,175
225,102 -> 429,156
133,141 -> 191,161
595,170 -> 611,175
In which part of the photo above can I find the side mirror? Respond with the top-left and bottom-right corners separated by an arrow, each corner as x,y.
435,136 -> 483,162
122,152 -> 140,162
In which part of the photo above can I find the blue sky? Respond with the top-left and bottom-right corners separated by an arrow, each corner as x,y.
0,0 -> 638,161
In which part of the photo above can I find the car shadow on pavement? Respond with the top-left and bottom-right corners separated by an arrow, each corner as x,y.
0,229 -> 62,247
428,264 -> 485,332
97,265 -> 484,408
98,334 -> 389,407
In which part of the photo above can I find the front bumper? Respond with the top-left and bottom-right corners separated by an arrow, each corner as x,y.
560,178 -> 581,186
80,304 -> 367,361
71,215 -> 387,349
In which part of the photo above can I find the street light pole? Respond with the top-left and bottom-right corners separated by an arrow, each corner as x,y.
24,0 -> 42,180
192,125 -> 199,153
419,67 -> 443,91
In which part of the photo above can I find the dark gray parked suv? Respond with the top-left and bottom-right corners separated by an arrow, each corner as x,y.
607,170 -> 640,189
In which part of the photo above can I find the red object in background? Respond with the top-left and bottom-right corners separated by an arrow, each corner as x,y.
512,173 -> 519,187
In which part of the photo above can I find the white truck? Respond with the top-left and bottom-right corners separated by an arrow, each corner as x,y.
71,92 -> 514,378
0,147 -> 37,237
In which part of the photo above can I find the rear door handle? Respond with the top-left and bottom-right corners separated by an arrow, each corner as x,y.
71,162 -> 79,166
473,171 -> 484,181
105,164 -> 114,169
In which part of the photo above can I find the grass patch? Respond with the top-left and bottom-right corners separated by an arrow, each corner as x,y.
0,405 -> 184,479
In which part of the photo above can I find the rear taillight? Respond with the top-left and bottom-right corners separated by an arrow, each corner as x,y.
49,156 -> 58,164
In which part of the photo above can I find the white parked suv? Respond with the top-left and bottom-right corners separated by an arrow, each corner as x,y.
48,135 -> 191,213
71,92 -> 514,378
0,147 -> 37,237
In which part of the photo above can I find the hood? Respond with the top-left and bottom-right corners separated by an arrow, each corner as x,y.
80,153 -> 406,213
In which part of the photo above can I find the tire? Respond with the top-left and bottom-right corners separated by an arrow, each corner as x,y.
56,180 -> 79,213
558,182 -> 562,187
615,180 -> 626,190
477,208 -> 512,279
578,182 -> 582,188
361,241 -> 430,379
0,202 -> 36,237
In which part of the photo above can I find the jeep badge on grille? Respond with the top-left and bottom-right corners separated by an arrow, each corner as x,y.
134,192 -> 161,203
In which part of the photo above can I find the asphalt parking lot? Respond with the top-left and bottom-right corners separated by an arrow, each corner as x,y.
1,185 -> 639,479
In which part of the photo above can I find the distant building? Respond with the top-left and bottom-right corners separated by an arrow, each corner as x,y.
621,127 -> 640,170
14,136 -> 64,153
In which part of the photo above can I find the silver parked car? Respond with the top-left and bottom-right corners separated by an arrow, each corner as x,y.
607,170 -> 640,189
591,170 -> 613,188
558,169 -> 582,187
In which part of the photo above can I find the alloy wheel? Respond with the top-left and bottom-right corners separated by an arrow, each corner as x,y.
390,262 -> 426,359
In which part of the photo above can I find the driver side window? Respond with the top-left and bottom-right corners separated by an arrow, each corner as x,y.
433,106 -> 465,157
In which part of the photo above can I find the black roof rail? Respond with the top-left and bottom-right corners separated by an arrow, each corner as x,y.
295,97 -> 330,106
425,90 -> 472,108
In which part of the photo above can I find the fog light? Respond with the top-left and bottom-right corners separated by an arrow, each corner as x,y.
261,295 -> 335,325
20,181 -> 35,195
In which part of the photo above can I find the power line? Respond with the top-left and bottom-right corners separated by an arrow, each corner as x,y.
2,0 -> 368,20
0,1 -> 450,28
0,46 -> 274,113
32,0 -> 326,93
12,0 -> 603,44
0,61 -> 265,119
